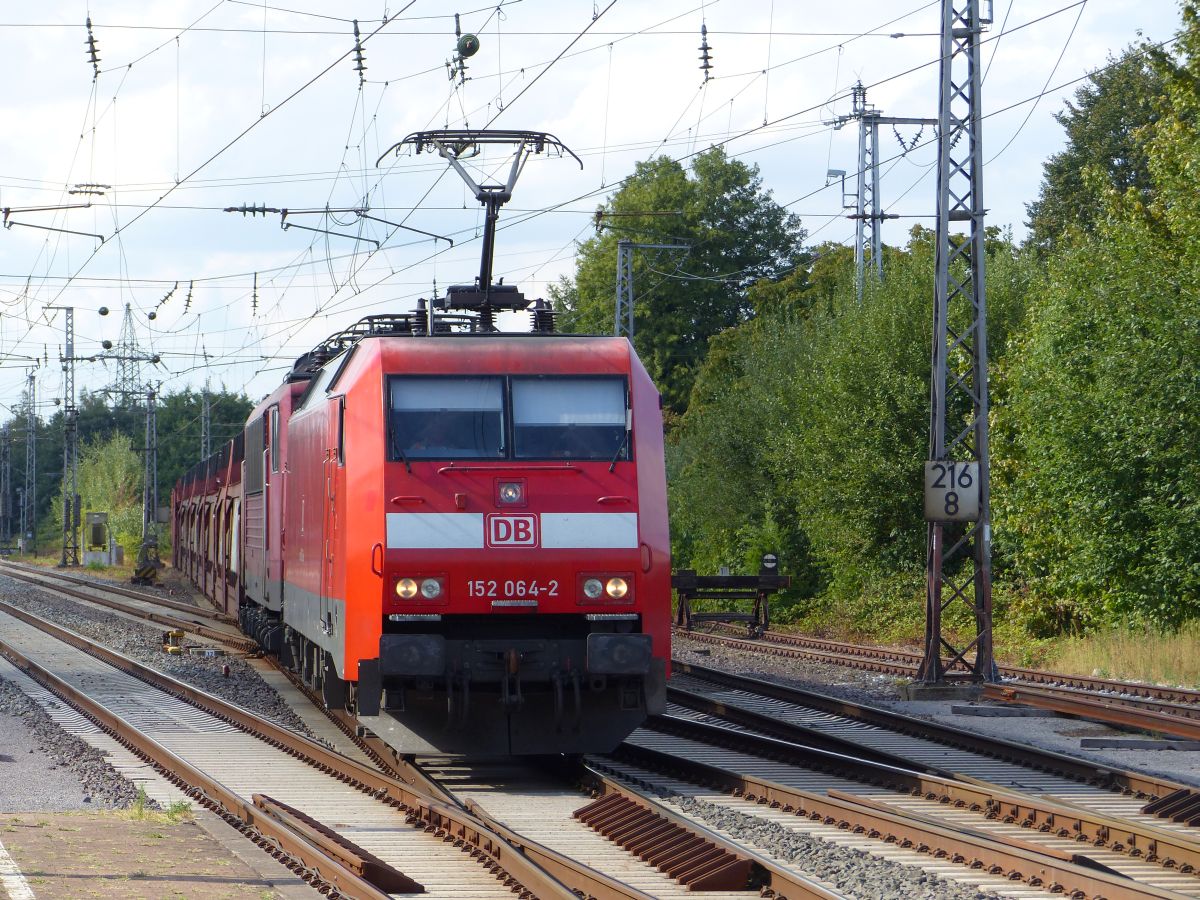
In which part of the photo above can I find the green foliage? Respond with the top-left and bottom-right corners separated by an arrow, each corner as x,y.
670,227 -> 1032,631
1025,43 -> 1175,254
50,433 -> 145,559
553,147 -> 805,412
996,6 -> 1200,630
8,386 -> 252,549
667,317 -> 818,597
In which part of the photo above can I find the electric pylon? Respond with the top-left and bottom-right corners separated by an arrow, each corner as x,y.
614,240 -> 690,339
918,0 -> 997,685
47,306 -> 80,566
833,82 -> 935,300
22,371 -> 36,553
114,303 -> 145,400
0,425 -> 11,545
134,387 -> 161,585
201,381 -> 212,459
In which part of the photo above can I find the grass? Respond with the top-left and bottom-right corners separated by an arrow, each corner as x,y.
1042,622 -> 1200,688
122,789 -> 192,824
767,589 -> 1200,689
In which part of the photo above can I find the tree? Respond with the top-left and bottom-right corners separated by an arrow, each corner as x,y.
156,387 -> 254,493
1025,43 -> 1175,253
5,385 -> 253,547
669,226 -> 1031,631
49,433 -> 144,559
553,148 -> 805,412
996,4 -> 1200,631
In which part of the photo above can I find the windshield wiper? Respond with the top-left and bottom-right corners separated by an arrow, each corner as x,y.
389,421 -> 411,473
608,427 -> 630,473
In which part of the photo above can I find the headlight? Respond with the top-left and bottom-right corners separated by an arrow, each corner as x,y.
583,578 -> 604,599
498,481 -> 523,504
395,578 -> 418,599
420,578 -> 442,599
605,577 -> 628,599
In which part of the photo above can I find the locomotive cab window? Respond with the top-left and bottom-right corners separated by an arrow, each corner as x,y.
389,377 -> 504,460
512,377 -> 629,461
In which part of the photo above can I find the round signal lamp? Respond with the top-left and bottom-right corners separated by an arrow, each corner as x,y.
498,482 -> 523,504
395,578 -> 419,599
605,577 -> 628,599
420,578 -> 442,599
583,578 -> 604,599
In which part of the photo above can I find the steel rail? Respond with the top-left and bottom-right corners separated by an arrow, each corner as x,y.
1,563 -> 464,809
0,559 -> 235,622
680,625 -> 1200,752
578,766 -> 845,900
0,630 -> 397,899
462,801 -> 662,900
270,660 -> 466,806
278,668 -> 671,900
672,660 -> 1190,802
639,713 -> 1200,880
687,622 -> 1200,707
0,564 -> 253,651
985,682 -> 1200,742
602,740 -> 1191,900
0,600 -> 656,900
681,624 -> 923,676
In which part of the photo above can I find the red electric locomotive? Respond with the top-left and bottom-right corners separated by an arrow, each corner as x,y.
175,316 -> 671,754
173,127 -> 670,754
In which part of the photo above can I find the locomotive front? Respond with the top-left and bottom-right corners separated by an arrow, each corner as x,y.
348,335 -> 669,754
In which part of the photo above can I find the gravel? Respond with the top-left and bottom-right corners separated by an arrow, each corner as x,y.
0,572 -> 313,737
673,632 -> 1200,788
667,792 -> 1002,900
674,634 -> 911,705
0,675 -> 146,809
0,573 -> 316,816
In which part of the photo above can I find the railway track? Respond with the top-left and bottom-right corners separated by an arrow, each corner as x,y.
0,599 -> 685,899
661,663 -> 1200,890
604,727 -> 1189,900
0,560 -> 252,651
678,624 -> 1200,742
8,562 -> 1200,897
0,579 -> 842,899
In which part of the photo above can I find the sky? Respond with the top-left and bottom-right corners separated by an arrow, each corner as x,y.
0,0 -> 1185,424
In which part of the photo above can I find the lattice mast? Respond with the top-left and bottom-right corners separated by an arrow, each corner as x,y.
613,240 -> 689,340
142,388 -> 158,546
134,387 -> 161,584
47,306 -> 80,566
22,371 -> 36,550
201,381 -> 212,459
834,82 -> 934,300
919,0 -> 996,683
853,83 -> 881,293
114,303 -> 144,399
0,426 -> 10,543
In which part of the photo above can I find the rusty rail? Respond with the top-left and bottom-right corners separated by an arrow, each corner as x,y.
681,624 -> 1200,735
673,660 -> 1191,801
0,565 -> 253,651
0,630 -> 397,899
699,621 -> 1200,706
603,741 -> 1192,900
0,601 -> 655,900
254,795 -> 424,893
0,559 -> 235,622
578,767 -> 844,900
985,682 -> 1200,742
636,714 -> 1200,880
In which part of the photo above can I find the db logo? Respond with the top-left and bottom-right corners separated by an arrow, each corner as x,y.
486,514 -> 539,547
